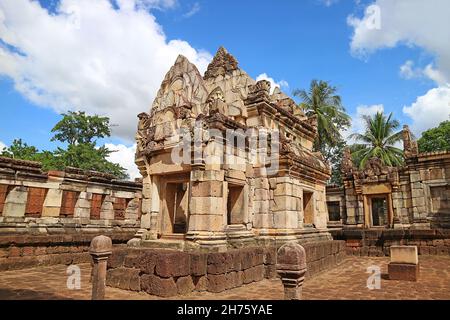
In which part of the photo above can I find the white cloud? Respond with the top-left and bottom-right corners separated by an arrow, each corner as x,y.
402,85 -> 450,136
347,0 -> 450,135
255,73 -> 289,94
0,0 -> 212,142
400,60 -> 447,85
183,2 -> 200,18
347,0 -> 450,77
0,141 -> 6,152
117,0 -> 177,10
105,143 -> 141,179
399,60 -> 418,80
343,104 -> 384,142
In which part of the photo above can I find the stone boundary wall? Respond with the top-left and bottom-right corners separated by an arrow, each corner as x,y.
0,157 -> 142,235
332,229 -> 450,256
0,231 -> 134,271
105,240 -> 346,297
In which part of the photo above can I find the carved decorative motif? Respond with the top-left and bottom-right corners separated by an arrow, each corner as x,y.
402,125 -> 418,158
150,54 -> 208,117
341,147 -> 354,174
204,47 -> 239,80
246,80 -> 271,103
135,112 -> 150,153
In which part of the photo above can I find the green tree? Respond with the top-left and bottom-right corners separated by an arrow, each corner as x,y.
1,139 -> 39,160
294,80 -> 351,185
294,80 -> 351,152
326,138 -> 347,185
1,112 -> 128,180
350,111 -> 404,169
52,144 -> 127,179
49,111 -> 127,179
51,111 -> 111,145
418,120 -> 450,153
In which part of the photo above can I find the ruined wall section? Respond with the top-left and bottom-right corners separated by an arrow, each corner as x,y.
0,157 -> 142,235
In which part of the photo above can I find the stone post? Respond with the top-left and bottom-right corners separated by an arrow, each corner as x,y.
89,235 -> 112,300
276,242 -> 307,300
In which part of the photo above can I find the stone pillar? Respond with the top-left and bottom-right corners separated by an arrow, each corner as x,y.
276,242 -> 307,300
270,177 -> 299,230
409,171 -> 430,229
313,185 -> 328,229
74,192 -> 92,220
3,186 -> 28,217
253,176 -> 271,228
187,169 -> 227,248
42,189 -> 62,217
99,195 -> 115,220
89,235 -> 112,300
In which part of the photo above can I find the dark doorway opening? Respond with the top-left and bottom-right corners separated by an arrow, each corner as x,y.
303,191 -> 314,226
227,184 -> 245,225
165,182 -> 189,234
327,201 -> 341,221
371,196 -> 388,226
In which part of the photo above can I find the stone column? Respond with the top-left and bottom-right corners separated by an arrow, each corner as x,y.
89,235 -> 112,300
3,186 -> 28,217
276,242 -> 307,300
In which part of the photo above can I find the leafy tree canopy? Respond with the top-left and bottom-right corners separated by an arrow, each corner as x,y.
294,80 -> 351,186
51,111 -> 111,145
1,112 -> 128,180
418,120 -> 450,153
349,111 -> 404,169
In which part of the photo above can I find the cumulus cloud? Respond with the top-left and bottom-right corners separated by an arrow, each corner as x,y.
347,0 -> 450,70
0,0 -> 212,141
105,143 -> 141,179
400,60 -> 447,85
403,85 -> 450,135
256,73 -> 289,94
347,0 -> 450,135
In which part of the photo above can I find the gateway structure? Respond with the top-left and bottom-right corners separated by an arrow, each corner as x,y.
133,47 -> 331,249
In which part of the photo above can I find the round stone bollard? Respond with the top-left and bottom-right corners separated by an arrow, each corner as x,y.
276,242 -> 307,300
89,235 -> 112,300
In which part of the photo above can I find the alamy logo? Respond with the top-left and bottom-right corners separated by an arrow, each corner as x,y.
66,265 -> 81,290
171,120 -> 280,175
365,5 -> 381,30
366,265 -> 381,290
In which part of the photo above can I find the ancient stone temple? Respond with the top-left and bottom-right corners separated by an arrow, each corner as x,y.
335,125 -> 450,229
134,47 -> 331,250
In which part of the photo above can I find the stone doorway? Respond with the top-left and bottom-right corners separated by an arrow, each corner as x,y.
161,179 -> 189,237
327,201 -> 341,222
370,196 -> 388,227
227,184 -> 245,225
303,191 -> 314,226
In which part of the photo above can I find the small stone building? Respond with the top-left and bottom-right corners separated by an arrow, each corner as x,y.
328,125 -> 450,229
134,47 -> 332,249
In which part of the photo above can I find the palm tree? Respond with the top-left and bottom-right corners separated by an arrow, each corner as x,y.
294,80 -> 350,153
350,111 -> 404,169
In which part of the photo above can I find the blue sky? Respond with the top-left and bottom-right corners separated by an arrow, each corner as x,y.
1,0 -> 449,177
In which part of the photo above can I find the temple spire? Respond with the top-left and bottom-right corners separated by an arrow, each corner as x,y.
204,46 -> 239,79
